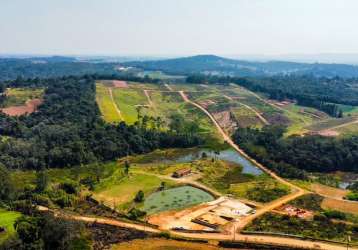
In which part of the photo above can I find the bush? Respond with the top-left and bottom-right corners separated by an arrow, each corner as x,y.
33,194 -> 52,207
59,181 -> 79,194
323,210 -> 347,220
346,192 -> 358,201
127,208 -> 146,220
134,190 -> 144,203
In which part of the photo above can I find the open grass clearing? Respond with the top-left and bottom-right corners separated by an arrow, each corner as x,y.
0,209 -> 22,244
2,87 -> 44,108
112,88 -> 155,124
95,82 -> 122,123
93,166 -> 177,211
307,116 -> 357,131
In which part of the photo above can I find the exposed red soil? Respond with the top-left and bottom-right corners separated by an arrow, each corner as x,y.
112,80 -> 128,88
1,99 -> 42,116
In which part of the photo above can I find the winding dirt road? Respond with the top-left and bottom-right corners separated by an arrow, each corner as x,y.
40,206 -> 355,250
178,90 -> 306,229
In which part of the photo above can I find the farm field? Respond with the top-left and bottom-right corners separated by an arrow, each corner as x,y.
0,209 -> 22,244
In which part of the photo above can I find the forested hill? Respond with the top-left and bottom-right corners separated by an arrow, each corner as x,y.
0,75 -> 201,170
0,58 -> 118,81
124,55 -> 358,77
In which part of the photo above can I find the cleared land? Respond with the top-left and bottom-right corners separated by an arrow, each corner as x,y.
0,209 -> 22,244
1,98 -> 42,116
111,238 -> 229,250
310,183 -> 349,200
1,87 -> 44,107
0,87 -> 44,116
321,198 -> 358,215
96,82 -> 122,123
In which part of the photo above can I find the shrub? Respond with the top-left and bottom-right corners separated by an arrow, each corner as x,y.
134,190 -> 144,203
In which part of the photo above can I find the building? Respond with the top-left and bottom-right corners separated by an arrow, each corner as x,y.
172,168 -> 192,178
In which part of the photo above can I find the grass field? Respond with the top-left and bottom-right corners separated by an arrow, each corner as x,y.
307,116 -> 356,131
93,164 -> 176,211
111,238 -> 224,250
0,209 -> 21,244
2,87 -> 44,108
112,88 -> 155,124
96,83 -> 122,123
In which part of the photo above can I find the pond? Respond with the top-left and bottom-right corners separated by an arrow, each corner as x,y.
142,186 -> 214,214
172,148 -> 263,176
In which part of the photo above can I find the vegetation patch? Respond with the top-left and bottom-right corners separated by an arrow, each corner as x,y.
288,194 -> 324,212
246,213 -> 358,243
0,87 -> 43,108
93,166 -> 176,211
0,209 -> 22,244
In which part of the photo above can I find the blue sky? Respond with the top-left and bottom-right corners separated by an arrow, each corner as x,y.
1,0 -> 357,56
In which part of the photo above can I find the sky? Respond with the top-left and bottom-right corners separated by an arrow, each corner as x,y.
1,0 -> 358,56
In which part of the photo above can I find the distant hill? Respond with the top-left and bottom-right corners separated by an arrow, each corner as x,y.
124,55 -> 358,77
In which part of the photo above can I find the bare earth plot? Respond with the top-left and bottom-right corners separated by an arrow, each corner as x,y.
0,87 -> 44,116
1,98 -> 42,116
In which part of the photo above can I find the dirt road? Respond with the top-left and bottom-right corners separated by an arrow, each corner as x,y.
108,87 -> 123,120
179,90 -> 306,229
223,94 -> 270,125
319,119 -> 358,132
42,206 -> 355,250
143,89 -> 154,107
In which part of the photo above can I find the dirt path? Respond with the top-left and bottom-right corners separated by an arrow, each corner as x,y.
164,83 -> 174,91
223,94 -> 270,125
143,89 -> 154,108
108,87 -> 123,120
40,205 -> 355,250
173,231 -> 355,250
178,90 -> 306,229
319,119 -> 358,132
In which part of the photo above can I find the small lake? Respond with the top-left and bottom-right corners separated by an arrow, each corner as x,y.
143,186 -> 214,214
171,148 -> 263,176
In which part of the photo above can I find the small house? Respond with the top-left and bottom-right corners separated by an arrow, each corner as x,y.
172,168 -> 191,178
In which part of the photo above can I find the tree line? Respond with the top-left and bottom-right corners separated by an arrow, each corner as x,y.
0,75 -> 202,170
232,126 -> 358,179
